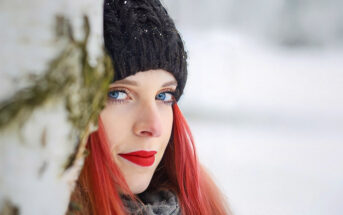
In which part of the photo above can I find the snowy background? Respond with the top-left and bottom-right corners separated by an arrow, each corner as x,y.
162,0 -> 343,215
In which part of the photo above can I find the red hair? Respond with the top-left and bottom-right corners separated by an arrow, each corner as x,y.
75,103 -> 230,215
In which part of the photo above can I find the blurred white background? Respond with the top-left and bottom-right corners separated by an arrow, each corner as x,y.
162,0 -> 343,214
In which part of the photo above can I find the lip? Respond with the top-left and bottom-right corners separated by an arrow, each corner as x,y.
118,150 -> 157,167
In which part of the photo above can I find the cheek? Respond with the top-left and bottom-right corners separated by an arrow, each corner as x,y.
100,105 -> 133,151
160,106 -> 174,146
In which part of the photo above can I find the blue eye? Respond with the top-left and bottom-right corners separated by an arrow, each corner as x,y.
108,90 -> 128,100
156,92 -> 174,104
108,91 -> 118,98
156,93 -> 166,100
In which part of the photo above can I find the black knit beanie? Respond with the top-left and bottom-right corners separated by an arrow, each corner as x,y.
104,0 -> 188,101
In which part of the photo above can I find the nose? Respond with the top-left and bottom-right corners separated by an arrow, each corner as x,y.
133,102 -> 162,137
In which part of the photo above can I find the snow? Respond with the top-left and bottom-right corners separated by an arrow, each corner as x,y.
178,28 -> 343,215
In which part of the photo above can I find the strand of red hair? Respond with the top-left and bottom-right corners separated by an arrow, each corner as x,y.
167,103 -> 230,215
76,117 -> 136,215
71,103 -> 231,215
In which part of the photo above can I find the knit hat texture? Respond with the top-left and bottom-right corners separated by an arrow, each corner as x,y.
104,0 -> 188,100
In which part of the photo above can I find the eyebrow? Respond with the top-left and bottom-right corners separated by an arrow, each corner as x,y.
162,80 -> 177,87
111,80 -> 177,87
113,79 -> 138,86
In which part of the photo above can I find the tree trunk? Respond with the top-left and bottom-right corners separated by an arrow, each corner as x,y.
0,1 -> 112,214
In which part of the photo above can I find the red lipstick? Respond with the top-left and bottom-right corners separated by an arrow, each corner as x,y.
118,150 -> 157,167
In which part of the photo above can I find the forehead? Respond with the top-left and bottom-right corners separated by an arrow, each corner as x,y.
111,69 -> 177,87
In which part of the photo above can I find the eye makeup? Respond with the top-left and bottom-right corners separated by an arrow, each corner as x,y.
156,88 -> 176,105
107,87 -> 176,105
107,87 -> 131,104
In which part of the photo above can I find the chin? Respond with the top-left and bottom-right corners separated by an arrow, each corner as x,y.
125,171 -> 154,194
130,182 -> 150,194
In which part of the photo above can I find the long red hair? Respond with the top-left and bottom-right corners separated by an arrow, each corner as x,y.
74,103 -> 230,215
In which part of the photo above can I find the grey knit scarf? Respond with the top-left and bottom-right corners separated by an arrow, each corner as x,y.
121,189 -> 181,215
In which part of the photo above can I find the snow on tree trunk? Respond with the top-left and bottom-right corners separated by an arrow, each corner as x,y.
0,0 -> 112,215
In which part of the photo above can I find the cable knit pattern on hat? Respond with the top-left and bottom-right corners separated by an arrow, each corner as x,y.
104,0 -> 188,100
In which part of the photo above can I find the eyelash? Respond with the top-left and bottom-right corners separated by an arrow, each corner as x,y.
106,87 -> 128,104
159,90 -> 176,105
107,87 -> 176,105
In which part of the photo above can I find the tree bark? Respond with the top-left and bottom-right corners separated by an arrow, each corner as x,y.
0,1 -> 112,214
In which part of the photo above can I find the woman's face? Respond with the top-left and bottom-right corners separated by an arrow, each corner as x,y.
100,69 -> 176,194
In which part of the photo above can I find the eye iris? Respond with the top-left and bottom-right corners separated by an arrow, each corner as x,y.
108,91 -> 119,99
157,93 -> 166,100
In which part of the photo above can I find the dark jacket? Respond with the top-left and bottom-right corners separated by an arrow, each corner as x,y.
67,183 -> 180,215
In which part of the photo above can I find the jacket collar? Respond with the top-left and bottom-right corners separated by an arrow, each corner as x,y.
121,189 -> 180,215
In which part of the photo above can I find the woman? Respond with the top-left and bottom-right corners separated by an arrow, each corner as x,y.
68,0 -> 231,214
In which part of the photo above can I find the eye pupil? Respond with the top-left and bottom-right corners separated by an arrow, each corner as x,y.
108,91 -> 119,98
157,93 -> 166,100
